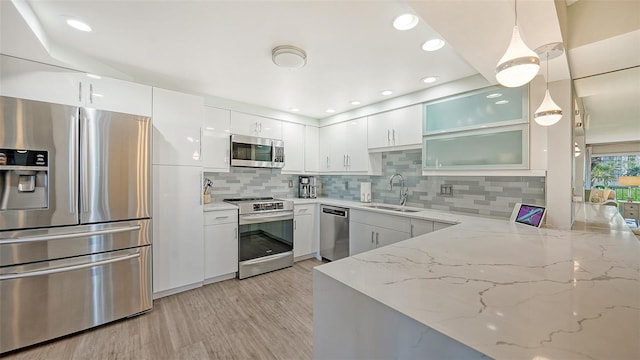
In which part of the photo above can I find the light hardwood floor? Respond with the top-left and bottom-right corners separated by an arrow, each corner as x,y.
4,259 -> 324,360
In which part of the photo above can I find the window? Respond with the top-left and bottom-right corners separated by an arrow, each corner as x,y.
590,154 -> 640,201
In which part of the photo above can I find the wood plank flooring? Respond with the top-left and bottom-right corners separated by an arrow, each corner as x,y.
3,259 -> 323,360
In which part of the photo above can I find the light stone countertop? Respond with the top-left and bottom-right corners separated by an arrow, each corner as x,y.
313,200 -> 640,359
203,202 -> 238,212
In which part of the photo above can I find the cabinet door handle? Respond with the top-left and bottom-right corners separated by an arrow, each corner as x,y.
410,224 -> 414,237
79,81 -> 82,102
388,129 -> 391,144
215,216 -> 229,220
234,228 -> 237,239
392,129 -> 396,145
347,155 -> 351,166
294,220 -> 297,230
326,156 -> 330,168
89,83 -> 93,104
376,232 -> 379,245
343,154 -> 347,167
371,231 -> 374,244
259,122 -> 262,133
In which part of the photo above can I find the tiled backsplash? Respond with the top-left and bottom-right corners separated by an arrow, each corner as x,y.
204,167 -> 297,201
321,150 -> 545,219
205,149 -> 545,219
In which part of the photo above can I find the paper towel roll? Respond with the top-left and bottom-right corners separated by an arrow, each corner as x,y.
360,182 -> 372,203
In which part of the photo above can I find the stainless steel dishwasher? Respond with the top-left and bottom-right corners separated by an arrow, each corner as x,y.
320,205 -> 349,261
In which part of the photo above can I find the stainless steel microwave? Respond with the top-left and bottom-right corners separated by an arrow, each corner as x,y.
230,134 -> 285,168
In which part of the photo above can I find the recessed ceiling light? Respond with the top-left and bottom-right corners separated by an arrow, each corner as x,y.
486,93 -> 502,99
66,19 -> 92,32
350,100 -> 361,105
86,73 -> 101,79
422,76 -> 438,84
495,100 -> 509,105
325,108 -> 336,113
289,107 -> 300,112
393,14 -> 419,31
381,90 -> 393,96
422,38 -> 445,51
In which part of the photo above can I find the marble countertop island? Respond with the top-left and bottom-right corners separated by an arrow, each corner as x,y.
314,203 -> 640,359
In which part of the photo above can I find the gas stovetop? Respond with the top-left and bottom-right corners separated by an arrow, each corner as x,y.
223,197 -> 293,214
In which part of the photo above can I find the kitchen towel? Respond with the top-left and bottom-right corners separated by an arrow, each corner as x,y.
360,182 -> 372,203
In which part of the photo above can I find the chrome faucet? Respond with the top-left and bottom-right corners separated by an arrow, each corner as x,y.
388,173 -> 408,206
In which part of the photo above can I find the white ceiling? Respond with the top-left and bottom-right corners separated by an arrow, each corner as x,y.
1,0 -> 638,140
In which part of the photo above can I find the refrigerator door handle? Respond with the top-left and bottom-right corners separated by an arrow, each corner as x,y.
0,252 -> 141,280
69,110 -> 79,214
0,225 -> 141,245
80,112 -> 89,214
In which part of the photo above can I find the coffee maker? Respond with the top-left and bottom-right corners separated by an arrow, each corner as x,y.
298,176 -> 317,198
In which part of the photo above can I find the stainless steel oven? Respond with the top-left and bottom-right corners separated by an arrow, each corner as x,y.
230,134 -> 285,168
224,197 -> 293,279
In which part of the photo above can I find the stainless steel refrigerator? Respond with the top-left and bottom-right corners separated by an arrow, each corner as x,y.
0,96 -> 152,353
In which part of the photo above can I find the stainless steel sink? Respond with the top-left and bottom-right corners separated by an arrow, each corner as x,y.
364,205 -> 421,213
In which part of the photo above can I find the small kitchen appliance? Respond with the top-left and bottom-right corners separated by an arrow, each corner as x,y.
298,176 -> 317,199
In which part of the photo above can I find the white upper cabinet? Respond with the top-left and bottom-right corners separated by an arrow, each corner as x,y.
282,122 -> 305,173
0,55 -> 81,106
0,55 -> 152,116
319,118 -> 371,173
230,112 -> 283,139
305,126 -> 320,173
84,75 -> 152,116
152,87 -> 204,166
367,104 -> 422,151
202,106 -> 231,171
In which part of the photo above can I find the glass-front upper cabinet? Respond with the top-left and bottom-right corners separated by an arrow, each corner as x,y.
423,86 -> 529,170
423,86 -> 527,135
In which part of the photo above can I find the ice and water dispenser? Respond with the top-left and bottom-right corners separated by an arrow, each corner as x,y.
0,149 -> 49,210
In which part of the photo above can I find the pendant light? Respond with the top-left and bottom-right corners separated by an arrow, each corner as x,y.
533,43 -> 564,126
495,0 -> 540,88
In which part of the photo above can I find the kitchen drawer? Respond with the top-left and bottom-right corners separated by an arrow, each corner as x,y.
204,210 -> 237,226
295,204 -> 316,216
350,209 -> 411,233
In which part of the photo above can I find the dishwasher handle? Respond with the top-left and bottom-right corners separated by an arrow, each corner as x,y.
321,206 -> 349,218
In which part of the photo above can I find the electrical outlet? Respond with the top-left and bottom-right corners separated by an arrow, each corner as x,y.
288,180 -> 293,188
440,184 -> 453,196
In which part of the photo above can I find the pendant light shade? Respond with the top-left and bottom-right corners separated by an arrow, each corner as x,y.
496,25 -> 540,88
534,89 -> 562,126
533,42 -> 564,127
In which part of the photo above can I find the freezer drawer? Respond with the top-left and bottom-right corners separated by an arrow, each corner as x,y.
0,219 -> 151,267
0,246 -> 152,353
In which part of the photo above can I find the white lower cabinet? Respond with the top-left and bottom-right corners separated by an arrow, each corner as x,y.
434,221 -> 454,231
410,218 -> 434,237
152,165 -> 204,296
204,209 -> 238,280
349,210 -> 410,256
294,204 -> 317,259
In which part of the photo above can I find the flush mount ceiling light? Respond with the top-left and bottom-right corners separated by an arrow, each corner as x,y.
381,90 -> 393,96
393,14 -> 419,30
272,45 -> 307,69
533,42 -> 564,126
495,0 -> 539,87
325,108 -> 336,113
350,100 -> 361,105
422,38 -> 445,52
289,107 -> 300,112
66,18 -> 92,32
422,76 -> 438,84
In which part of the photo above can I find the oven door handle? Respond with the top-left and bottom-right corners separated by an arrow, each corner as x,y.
241,252 -> 292,265
239,212 -> 293,225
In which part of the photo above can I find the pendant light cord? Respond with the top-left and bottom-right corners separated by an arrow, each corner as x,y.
545,52 -> 549,90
